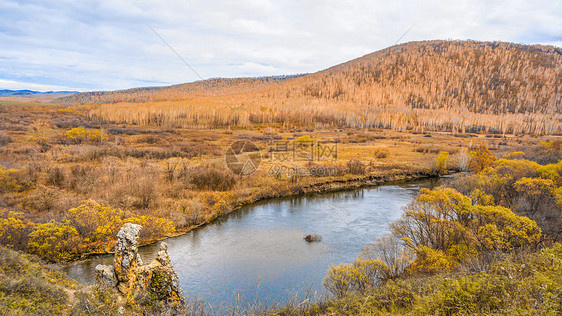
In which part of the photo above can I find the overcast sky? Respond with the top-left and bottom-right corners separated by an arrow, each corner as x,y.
1,0 -> 561,92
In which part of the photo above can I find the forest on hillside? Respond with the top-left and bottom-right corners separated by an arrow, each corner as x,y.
63,41 -> 561,135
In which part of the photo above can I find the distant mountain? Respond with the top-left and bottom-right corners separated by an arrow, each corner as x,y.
0,89 -> 39,96
0,89 -> 78,96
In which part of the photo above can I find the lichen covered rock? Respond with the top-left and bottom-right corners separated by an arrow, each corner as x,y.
95,264 -> 117,287
95,223 -> 186,315
114,223 -> 143,283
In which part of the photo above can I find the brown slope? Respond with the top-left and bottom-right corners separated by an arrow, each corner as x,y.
268,40 -> 562,116
56,75 -> 304,105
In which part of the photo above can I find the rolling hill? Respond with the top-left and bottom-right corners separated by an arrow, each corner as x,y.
59,40 -> 562,135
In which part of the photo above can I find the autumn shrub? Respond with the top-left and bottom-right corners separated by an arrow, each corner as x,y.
27,220 -> 81,261
296,135 -> 313,146
28,119 -> 49,145
454,155 -> 562,239
324,235 -> 415,298
513,177 -> 556,211
502,151 -> 526,160
469,145 -> 496,172
67,164 -> 97,192
182,164 -> 237,191
346,158 -> 366,175
124,215 -> 175,243
374,148 -> 389,158
537,160 -> 562,185
60,127 -> 107,145
455,158 -> 541,207
0,166 -> 34,193
358,235 -> 414,279
392,188 -> 541,256
408,245 -> 456,274
64,126 -> 86,144
65,200 -> 124,251
46,166 -> 65,187
323,260 -> 387,299
522,140 -> 562,164
0,215 -> 35,250
470,205 -> 541,251
28,185 -> 61,212
131,174 -> 159,209
104,163 -> 161,209
0,131 -> 12,146
176,142 -> 221,158
433,151 -> 449,174
86,128 -> 108,142
325,186 -> 542,298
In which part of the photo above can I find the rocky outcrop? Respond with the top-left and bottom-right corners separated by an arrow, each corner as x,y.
95,223 -> 186,315
94,264 -> 118,287
304,234 -> 322,242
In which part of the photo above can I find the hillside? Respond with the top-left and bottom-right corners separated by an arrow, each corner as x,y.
62,40 -> 562,135
56,75 -> 304,105
264,40 -> 561,134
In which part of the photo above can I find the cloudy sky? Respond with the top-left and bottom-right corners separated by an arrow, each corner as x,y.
1,0 -> 561,92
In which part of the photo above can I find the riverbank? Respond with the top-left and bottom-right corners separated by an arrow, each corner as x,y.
65,168 -> 446,264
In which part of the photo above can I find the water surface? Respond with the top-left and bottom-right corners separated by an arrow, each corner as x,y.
63,178 -> 440,310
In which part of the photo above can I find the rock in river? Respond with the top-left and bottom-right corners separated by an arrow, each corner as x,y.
304,234 -> 322,242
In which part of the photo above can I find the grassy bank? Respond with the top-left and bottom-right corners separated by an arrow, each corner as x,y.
272,243 -> 562,315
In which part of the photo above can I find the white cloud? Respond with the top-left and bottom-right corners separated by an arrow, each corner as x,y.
0,0 -> 560,91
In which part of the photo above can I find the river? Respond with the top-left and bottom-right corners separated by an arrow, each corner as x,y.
62,177 -> 444,311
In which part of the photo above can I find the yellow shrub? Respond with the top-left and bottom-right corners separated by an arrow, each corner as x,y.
469,189 -> 495,206
28,220 -> 81,262
502,151 -> 526,159
514,177 -> 556,208
393,188 -> 542,264
538,161 -> 562,185
472,205 -> 541,251
296,135 -> 313,146
65,126 -> 85,142
86,129 -> 108,143
469,145 -> 496,172
555,187 -> 562,207
65,200 -> 124,251
434,151 -> 449,173
124,215 -> 175,243
409,245 -> 456,274
0,167 -> 33,193
323,261 -> 384,298
0,217 -> 35,250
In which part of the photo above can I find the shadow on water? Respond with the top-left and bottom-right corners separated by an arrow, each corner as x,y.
62,177 -> 444,312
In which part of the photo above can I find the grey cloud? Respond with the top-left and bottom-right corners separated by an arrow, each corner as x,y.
0,0 -> 561,91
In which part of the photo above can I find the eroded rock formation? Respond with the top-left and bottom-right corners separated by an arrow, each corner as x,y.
95,223 -> 186,315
